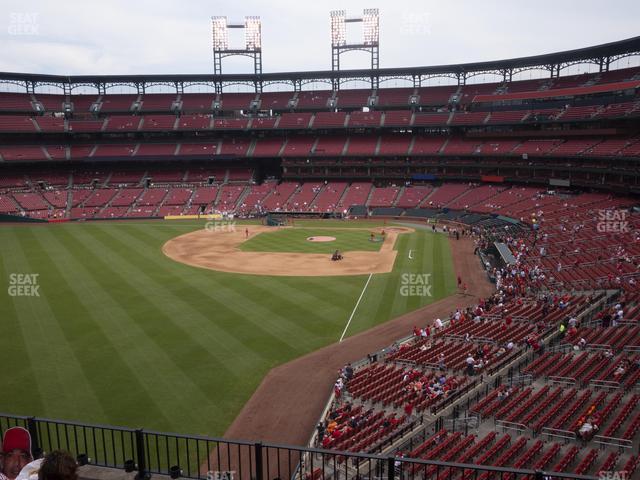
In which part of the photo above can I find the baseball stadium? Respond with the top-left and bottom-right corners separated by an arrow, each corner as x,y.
1,4 -> 640,480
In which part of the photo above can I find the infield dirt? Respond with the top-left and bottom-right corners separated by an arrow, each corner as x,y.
162,226 -> 414,276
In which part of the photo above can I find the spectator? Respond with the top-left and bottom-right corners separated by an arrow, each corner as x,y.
37,451 -> 78,480
559,323 -> 566,337
465,355 -> 475,376
315,423 -> 325,446
326,420 -> 338,434
334,378 -> 344,398
613,362 -> 627,381
578,419 -> 598,442
403,402 -> 414,417
343,363 -> 354,381
2,428 -> 33,480
438,353 -> 446,370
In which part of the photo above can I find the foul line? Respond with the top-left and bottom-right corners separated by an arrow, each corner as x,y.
339,273 -> 373,343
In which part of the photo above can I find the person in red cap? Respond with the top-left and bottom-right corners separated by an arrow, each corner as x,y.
2,427 -> 33,480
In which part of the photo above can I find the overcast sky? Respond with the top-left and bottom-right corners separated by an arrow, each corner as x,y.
2,0 -> 639,79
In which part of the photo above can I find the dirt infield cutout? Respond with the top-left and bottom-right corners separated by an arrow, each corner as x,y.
162,226 -> 413,277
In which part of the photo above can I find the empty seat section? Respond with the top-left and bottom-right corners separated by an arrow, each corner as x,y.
376,87 -> 414,108
250,117 -> 278,129
313,182 -> 348,213
295,90 -> 333,109
285,182 -> 323,211
99,95 -> 137,112
140,115 -> 176,131
213,118 -> 248,129
0,93 -> 34,111
313,111 -> 347,128
219,138 -> 250,156
368,186 -> 400,207
278,112 -> 312,129
415,85 -> 457,105
0,146 -> 47,161
237,183 -> 274,215
33,94 -> 65,112
135,189 -> 166,206
68,118 -> 105,132
179,143 -> 219,156
176,114 -> 211,130
261,182 -> 298,211
45,146 -> 67,160
281,136 -> 314,156
219,93 -> 254,111
259,92 -> 293,110
348,111 -> 382,128
314,136 -> 346,156
104,115 -> 140,132
93,144 -> 136,158
136,144 -> 176,156
69,145 -> 96,159
396,186 -> 433,208
335,89 -> 371,108
442,138 -> 484,155
346,136 -> 377,156
139,94 -> 177,112
411,136 -> 445,155
383,110 -> 412,127
427,184 -> 472,207
253,138 -> 284,157
0,116 -> 37,132
378,134 -> 411,155
180,94 -> 214,112
339,182 -> 372,209
35,116 -> 65,132
413,112 -> 449,126
449,111 -> 489,125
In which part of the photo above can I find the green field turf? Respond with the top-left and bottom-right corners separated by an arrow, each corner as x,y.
240,228 -> 384,254
0,219 -> 456,437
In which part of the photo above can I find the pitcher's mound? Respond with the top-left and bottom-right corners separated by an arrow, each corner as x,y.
307,236 -> 336,242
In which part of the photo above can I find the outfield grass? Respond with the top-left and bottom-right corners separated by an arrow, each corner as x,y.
240,228 -> 383,254
0,219 -> 456,436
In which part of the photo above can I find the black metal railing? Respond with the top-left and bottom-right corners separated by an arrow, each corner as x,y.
1,413 -> 599,480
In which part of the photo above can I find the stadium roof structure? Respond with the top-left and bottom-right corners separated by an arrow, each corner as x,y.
1,35 -> 639,94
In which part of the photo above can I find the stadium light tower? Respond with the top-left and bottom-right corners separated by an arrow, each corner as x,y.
330,8 -> 379,73
212,15 -> 262,77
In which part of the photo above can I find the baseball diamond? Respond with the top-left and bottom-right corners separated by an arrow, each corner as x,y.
1,8 -> 639,479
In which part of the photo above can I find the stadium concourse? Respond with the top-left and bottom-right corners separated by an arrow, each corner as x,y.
2,35 -> 640,479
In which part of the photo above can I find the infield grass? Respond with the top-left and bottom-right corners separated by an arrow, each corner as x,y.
240,227 -> 384,254
0,219 -> 456,437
